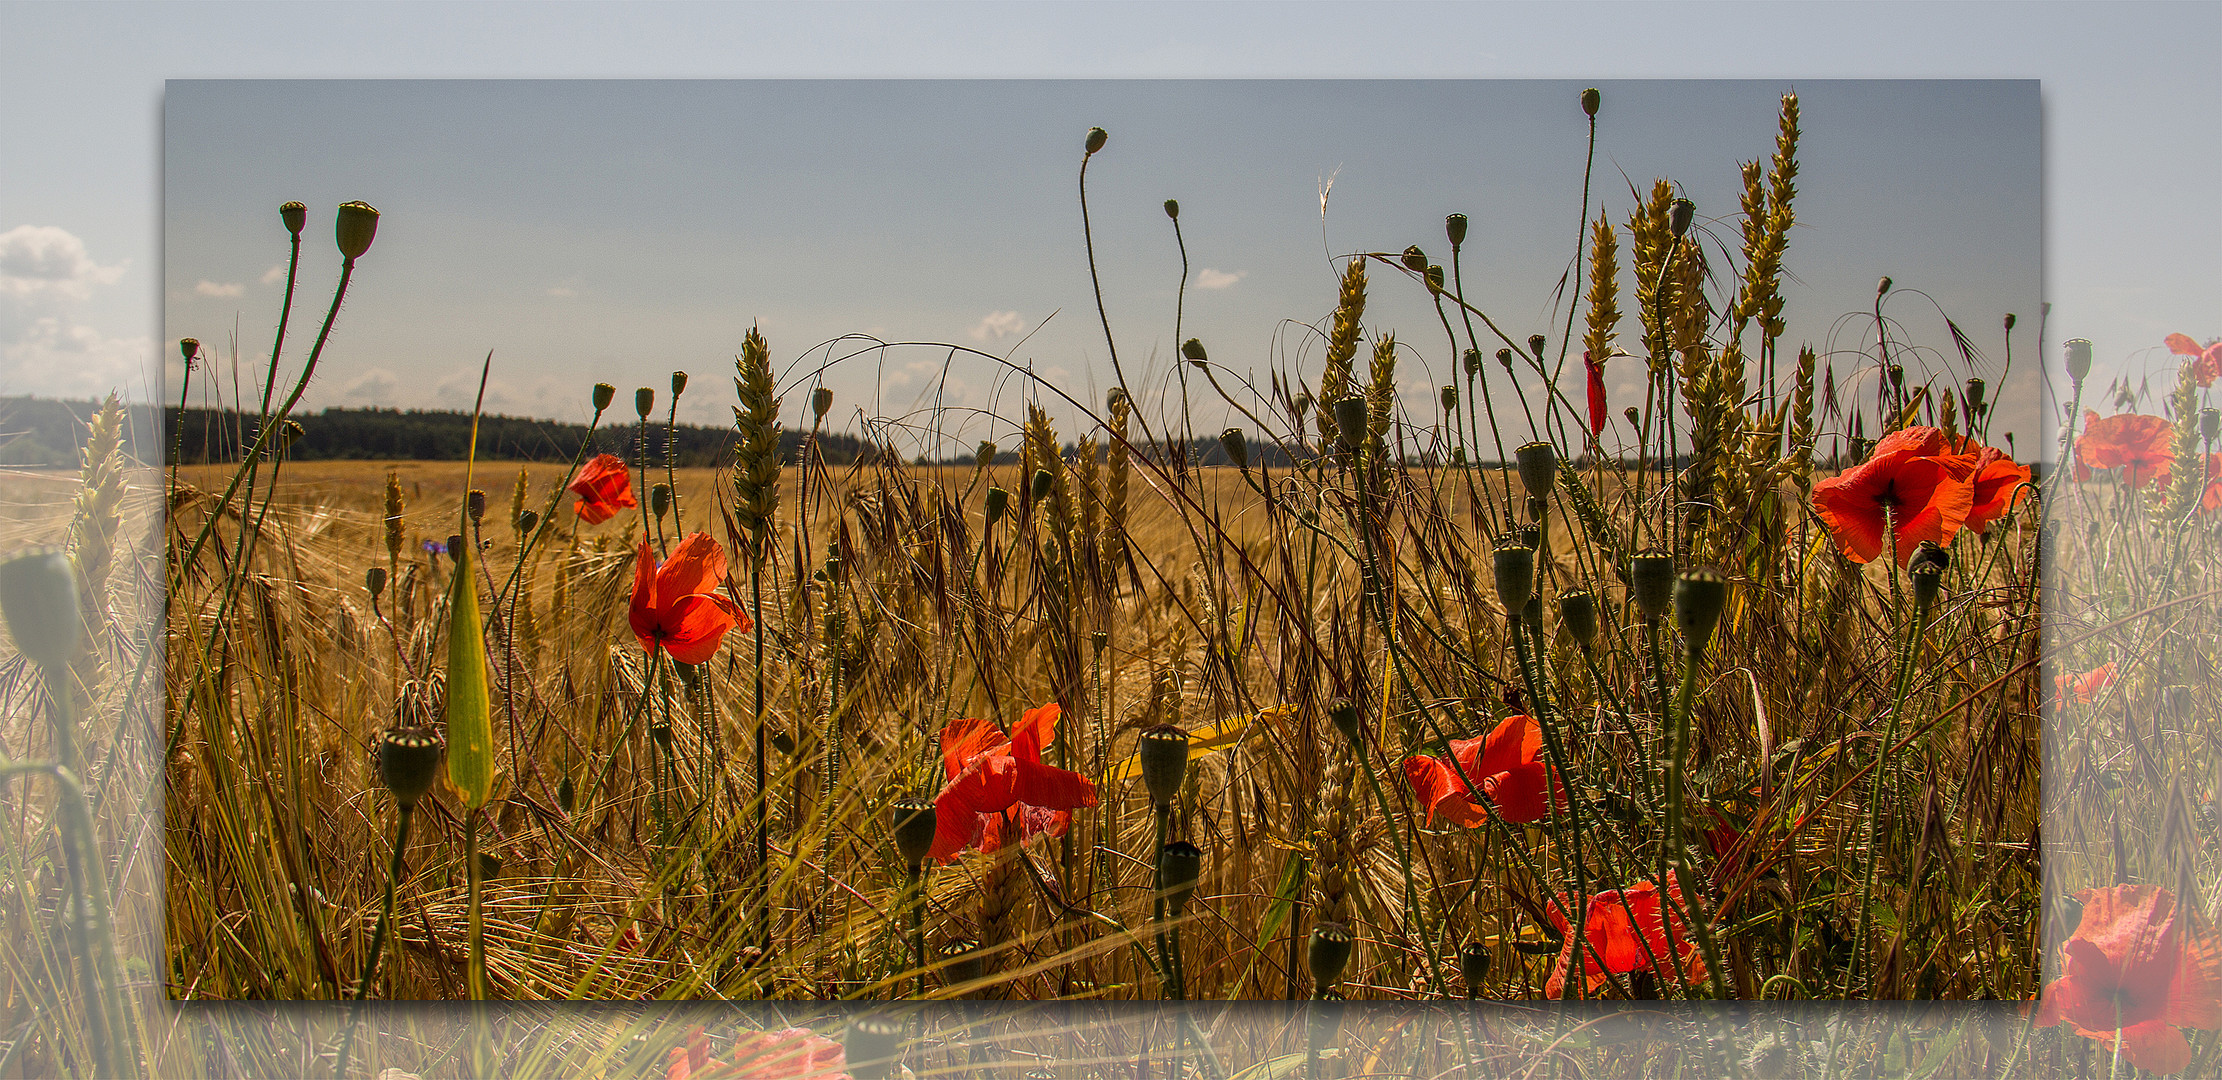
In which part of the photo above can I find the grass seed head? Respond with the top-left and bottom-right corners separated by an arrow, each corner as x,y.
334,200 -> 379,261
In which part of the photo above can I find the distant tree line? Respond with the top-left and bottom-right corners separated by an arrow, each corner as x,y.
162,406 -> 880,467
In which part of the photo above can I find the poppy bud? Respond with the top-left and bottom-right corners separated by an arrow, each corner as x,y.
1333,398 -> 1369,451
1425,265 -> 1446,295
1514,441 -> 1557,500
1440,385 -> 1457,412
1909,560 -> 1943,614
2064,339 -> 2094,385
1308,922 -> 1354,986
516,509 -> 538,536
179,337 -> 201,363
1327,697 -> 1362,748
1157,840 -> 1203,914
1220,428 -> 1249,470
1182,337 -> 1209,364
1847,435 -> 1870,464
2204,408 -> 2220,445
0,548 -> 78,670
1965,378 -> 1987,411
1029,468 -> 1054,509
447,534 -> 465,565
845,1011 -> 904,1080
279,201 -> 306,237
1085,127 -> 1108,155
1292,392 -> 1313,420
1445,213 -> 1468,247
1493,542 -> 1535,616
557,773 -> 575,813
984,486 -> 1010,525
635,387 -> 654,419
377,726 -> 444,809
1909,541 -> 1949,576
812,386 -> 834,421
1674,568 -> 1729,657
977,440 -> 998,467
1137,724 -> 1190,808
1625,406 -> 1642,432
1629,550 -> 1675,622
1877,276 -> 1893,297
2003,312 -> 2017,332
467,489 -> 487,525
1497,348 -> 1515,372
1402,245 -> 1428,274
1463,349 -> 1482,379
939,938 -> 984,988
1459,940 -> 1491,992
1558,590 -> 1598,647
1091,630 -> 1108,651
890,800 -> 937,866
366,565 -> 388,599
1526,495 -> 1546,525
592,383 -> 616,412
1581,87 -> 1601,116
651,483 -> 671,520
665,373 -> 687,403
1888,365 -> 1904,392
1528,334 -> 1548,360
1669,199 -> 1694,240
335,200 -> 379,261
1164,199 -> 1180,220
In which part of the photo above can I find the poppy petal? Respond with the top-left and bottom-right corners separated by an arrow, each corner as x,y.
1483,762 -> 1555,824
656,593 -> 739,664
656,532 -> 729,600
939,717 -> 1006,780
2112,1019 -> 2195,1076
629,542 -> 660,648
1009,702 -> 1061,763
1401,755 -> 1490,828
1009,757 -> 1099,811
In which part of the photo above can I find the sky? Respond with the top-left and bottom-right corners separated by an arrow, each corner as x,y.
5,1 -> 2221,462
159,78 -> 2037,458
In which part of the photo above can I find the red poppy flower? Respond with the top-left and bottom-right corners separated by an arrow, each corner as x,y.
1961,445 -> 2032,534
1546,872 -> 1707,999
1401,713 -> 1565,826
929,703 -> 1099,863
569,453 -> 639,525
2199,453 -> 2222,514
2076,412 -> 2175,489
667,1024 -> 852,1080
2055,661 -> 2118,706
2035,884 -> 2222,1075
1583,350 -> 1609,438
631,533 -> 750,665
2168,333 -> 2222,388
1811,426 -> 1976,566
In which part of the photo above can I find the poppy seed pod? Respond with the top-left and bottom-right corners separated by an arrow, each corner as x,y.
1090,630 -> 1107,651
1625,406 -> 1642,432
1460,940 -> 1492,990
1137,724 -> 1190,808
1445,213 -> 1469,247
1877,276 -> 1893,297
365,565 -> 388,600
1965,378 -> 1987,412
939,938 -> 984,987
477,851 -> 504,881
279,201 -> 307,237
1497,348 -> 1515,371
1220,428 -> 1249,470
592,383 -> 616,412
1157,840 -> 1203,914
516,509 -> 539,536
1526,495 -> 1546,526
334,200 -> 379,261
1629,550 -> 1676,622
984,486 -> 1010,526
669,370 -> 688,397
1085,127 -> 1108,154
1452,448 -> 1467,467
1182,337 -> 1209,364
2004,312 -> 2017,332
2204,408 -> 2220,445
1909,560 -> 1943,614
1333,398 -> 1370,451
376,726 -> 444,808
1909,540 -> 1949,576
1440,384 -> 1457,412
446,534 -> 465,564
1402,245 -> 1429,274
1516,522 -> 1541,552
890,800 -> 937,866
1514,441 -> 1558,500
1463,349 -> 1482,379
1425,265 -> 1446,295
557,774 -> 575,813
179,337 -> 200,362
1523,594 -> 1543,633
1493,542 -> 1535,616
844,1012 -> 904,1080
977,440 -> 998,467
1528,334 -> 1548,360
1028,468 -> 1054,509
635,387 -> 655,419
2064,339 -> 2094,385
1668,198 -> 1694,240
650,484 -> 672,520
812,386 -> 834,421
1674,568 -> 1730,656
1558,589 -> 1598,647
467,489 -> 487,525
649,720 -> 673,748
0,548 -> 79,668
1164,198 -> 1180,220
1847,435 -> 1870,464
1308,922 -> 1354,986
1327,697 -> 1362,748
1581,87 -> 1601,116
1888,365 -> 1904,392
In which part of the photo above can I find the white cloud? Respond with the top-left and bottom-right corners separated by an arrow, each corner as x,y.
968,310 -> 1026,342
1196,268 -> 1246,290
0,225 -> 148,400
260,264 -> 287,285
195,279 -> 244,298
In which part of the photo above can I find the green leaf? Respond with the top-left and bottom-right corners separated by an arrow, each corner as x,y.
445,354 -> 496,810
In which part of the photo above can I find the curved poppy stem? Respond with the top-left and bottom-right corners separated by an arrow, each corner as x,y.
1850,584 -> 1929,995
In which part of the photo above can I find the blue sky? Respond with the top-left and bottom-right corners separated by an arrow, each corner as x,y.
7,2 -> 2221,459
